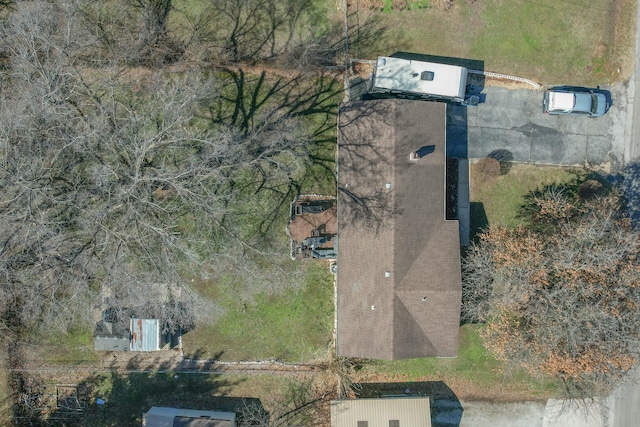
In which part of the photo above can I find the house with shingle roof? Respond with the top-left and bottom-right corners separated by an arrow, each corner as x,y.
336,99 -> 462,360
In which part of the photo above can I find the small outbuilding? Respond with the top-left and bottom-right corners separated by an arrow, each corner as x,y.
331,397 -> 431,427
95,316 -> 166,352
130,318 -> 161,352
143,407 -> 236,427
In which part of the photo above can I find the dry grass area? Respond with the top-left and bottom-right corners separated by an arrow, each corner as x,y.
347,0 -> 637,86
0,353 -> 10,426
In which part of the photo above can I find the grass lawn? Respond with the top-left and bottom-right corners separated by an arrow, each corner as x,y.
172,70 -> 340,363
353,0 -> 636,85
182,261 -> 334,362
38,327 -> 99,365
356,324 -> 558,401
470,162 -> 578,231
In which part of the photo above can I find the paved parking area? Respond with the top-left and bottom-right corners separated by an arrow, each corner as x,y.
448,83 -> 628,170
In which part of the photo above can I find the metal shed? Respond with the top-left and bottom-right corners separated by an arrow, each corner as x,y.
331,397 -> 431,427
130,318 -> 161,351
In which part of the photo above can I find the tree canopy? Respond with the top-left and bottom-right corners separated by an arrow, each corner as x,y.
0,0 -> 345,341
463,176 -> 640,395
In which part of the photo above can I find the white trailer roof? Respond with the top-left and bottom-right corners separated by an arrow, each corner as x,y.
373,56 -> 467,98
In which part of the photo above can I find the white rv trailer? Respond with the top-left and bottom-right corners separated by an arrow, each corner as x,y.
371,56 -> 469,102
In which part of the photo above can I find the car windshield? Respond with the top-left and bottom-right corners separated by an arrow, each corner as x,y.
591,94 -> 598,114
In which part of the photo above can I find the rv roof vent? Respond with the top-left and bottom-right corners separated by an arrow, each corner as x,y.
421,71 -> 435,81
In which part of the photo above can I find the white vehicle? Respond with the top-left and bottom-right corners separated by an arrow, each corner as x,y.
370,56 -> 469,102
543,87 -> 608,117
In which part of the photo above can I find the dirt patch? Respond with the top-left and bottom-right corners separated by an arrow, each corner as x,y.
610,0 -> 637,81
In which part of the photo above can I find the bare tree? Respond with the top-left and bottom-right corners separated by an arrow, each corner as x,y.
0,0 -> 316,340
129,0 -> 186,63
132,0 -> 172,43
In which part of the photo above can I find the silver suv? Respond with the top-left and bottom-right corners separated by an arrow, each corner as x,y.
543,87 -> 608,117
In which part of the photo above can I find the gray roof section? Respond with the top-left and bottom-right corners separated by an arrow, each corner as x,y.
94,335 -> 130,351
336,99 -> 462,360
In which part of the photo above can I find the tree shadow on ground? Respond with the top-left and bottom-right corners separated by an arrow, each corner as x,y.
15,348 -> 267,427
518,170 -> 611,232
67,369 -> 247,426
205,67 -> 343,240
487,149 -> 513,175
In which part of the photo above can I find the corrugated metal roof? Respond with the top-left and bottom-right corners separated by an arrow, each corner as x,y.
331,397 -> 431,427
130,318 -> 160,351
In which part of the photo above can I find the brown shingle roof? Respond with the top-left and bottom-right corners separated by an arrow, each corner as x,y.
336,99 -> 461,359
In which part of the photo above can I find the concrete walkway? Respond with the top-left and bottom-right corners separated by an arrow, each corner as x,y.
604,0 -> 640,425
627,0 -> 640,162
458,401 -> 545,427
452,397 -> 617,427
